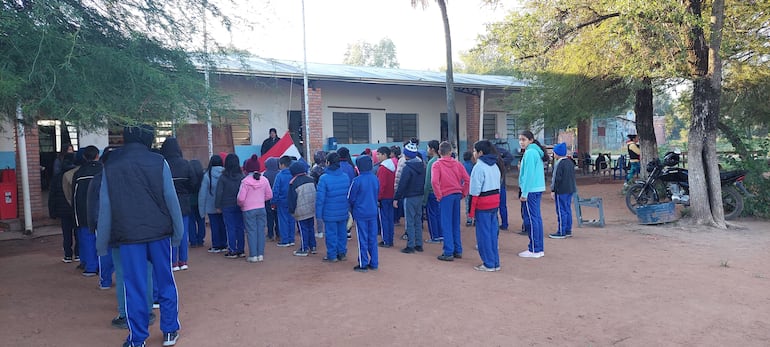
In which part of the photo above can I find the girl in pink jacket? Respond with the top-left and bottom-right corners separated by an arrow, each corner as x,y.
238,160 -> 273,263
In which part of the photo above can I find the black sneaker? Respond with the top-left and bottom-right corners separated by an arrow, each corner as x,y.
367,265 -> 379,271
378,241 -> 392,248
400,233 -> 408,240
162,331 -> 179,346
548,233 -> 568,239
337,254 -> 347,261
111,316 -> 128,329
122,342 -> 145,347
453,253 -> 462,259
223,252 -> 238,259
400,247 -> 415,254
62,256 -> 73,263
353,265 -> 368,273
322,257 -> 338,263
82,271 -> 97,277
437,254 -> 454,261
414,246 -> 424,252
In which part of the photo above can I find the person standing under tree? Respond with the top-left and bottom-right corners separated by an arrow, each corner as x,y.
624,134 -> 641,191
96,125 -> 183,347
548,142 -> 576,239
517,130 -> 547,259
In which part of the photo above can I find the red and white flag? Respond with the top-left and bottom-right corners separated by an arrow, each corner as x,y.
258,131 -> 302,169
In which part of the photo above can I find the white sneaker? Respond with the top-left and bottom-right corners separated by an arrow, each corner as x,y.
246,256 -> 260,263
518,250 -> 544,258
257,255 -> 264,262
172,266 -> 181,272
315,232 -> 324,239
179,264 -> 189,270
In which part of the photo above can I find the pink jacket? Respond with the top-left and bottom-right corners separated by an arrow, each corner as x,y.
237,174 -> 273,211
431,156 -> 470,201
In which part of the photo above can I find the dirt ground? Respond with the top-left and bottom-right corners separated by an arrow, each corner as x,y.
1,178 -> 769,347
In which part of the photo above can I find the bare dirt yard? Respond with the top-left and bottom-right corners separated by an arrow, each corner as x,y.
1,178 -> 769,347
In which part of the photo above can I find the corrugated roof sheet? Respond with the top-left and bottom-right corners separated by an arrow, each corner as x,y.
202,55 -> 526,90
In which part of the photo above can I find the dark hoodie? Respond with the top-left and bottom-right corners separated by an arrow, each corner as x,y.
160,137 -> 197,216
348,155 -> 379,220
394,156 -> 425,200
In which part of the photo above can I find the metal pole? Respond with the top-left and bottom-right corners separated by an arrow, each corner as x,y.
302,0 -> 311,159
16,101 -> 33,234
479,89 -> 485,142
203,0 -> 213,158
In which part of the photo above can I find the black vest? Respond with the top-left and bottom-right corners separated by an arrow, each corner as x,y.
104,143 -> 172,246
72,161 -> 103,227
627,142 -> 640,160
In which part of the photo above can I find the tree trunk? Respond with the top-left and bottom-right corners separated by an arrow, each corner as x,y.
684,0 -> 726,227
634,77 -> 657,171
437,0 -> 457,148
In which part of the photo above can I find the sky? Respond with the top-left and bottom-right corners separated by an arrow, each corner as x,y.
209,0 -> 520,71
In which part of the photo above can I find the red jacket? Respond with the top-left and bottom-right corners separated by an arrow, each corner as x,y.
430,156 -> 470,201
377,159 -> 396,200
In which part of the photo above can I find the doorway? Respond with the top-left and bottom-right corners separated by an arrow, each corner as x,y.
287,110 -> 305,158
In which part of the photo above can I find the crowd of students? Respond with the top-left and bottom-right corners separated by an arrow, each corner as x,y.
50,129 -> 579,345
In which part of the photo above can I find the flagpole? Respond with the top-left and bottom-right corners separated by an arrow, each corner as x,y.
203,0 -> 213,158
301,0 -> 311,159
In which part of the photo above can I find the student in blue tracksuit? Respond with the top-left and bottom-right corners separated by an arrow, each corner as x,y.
316,152 -> 351,262
348,155 -> 379,272
73,145 -> 102,278
548,142 -> 577,239
96,125 -> 183,347
272,156 -> 296,247
469,140 -> 502,272
517,130 -> 547,259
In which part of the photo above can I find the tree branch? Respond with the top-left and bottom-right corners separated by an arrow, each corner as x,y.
519,12 -> 621,60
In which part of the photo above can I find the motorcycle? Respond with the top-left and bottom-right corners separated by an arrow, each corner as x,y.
625,152 -> 750,220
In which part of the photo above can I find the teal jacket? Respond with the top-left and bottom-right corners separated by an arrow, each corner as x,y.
519,143 -> 546,198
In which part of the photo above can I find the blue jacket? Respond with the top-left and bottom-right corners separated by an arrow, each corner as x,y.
339,160 -> 357,183
348,156 -> 379,220
316,166 -> 350,222
394,158 -> 425,200
272,167 -> 293,207
519,143 -> 546,198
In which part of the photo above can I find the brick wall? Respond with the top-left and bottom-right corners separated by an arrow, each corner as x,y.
466,94 -> 480,146
305,87 -> 324,154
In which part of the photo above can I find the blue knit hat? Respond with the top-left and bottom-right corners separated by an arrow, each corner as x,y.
553,142 -> 567,157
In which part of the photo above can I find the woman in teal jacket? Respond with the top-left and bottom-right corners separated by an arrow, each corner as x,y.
518,130 -> 547,258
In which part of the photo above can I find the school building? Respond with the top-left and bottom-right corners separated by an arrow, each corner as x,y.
0,55 -> 534,232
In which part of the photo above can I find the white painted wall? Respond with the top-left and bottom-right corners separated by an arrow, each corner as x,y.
78,128 -> 109,151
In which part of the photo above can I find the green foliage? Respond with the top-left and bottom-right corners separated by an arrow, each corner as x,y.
342,38 -> 400,68
0,0 -> 238,129
720,139 -> 770,218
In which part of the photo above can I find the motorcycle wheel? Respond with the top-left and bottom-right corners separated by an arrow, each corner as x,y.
722,185 -> 744,220
625,183 -> 657,214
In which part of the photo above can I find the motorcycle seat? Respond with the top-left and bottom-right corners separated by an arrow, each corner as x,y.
720,170 -> 747,181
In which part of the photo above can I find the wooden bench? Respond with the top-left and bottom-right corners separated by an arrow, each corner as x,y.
574,193 -> 605,227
